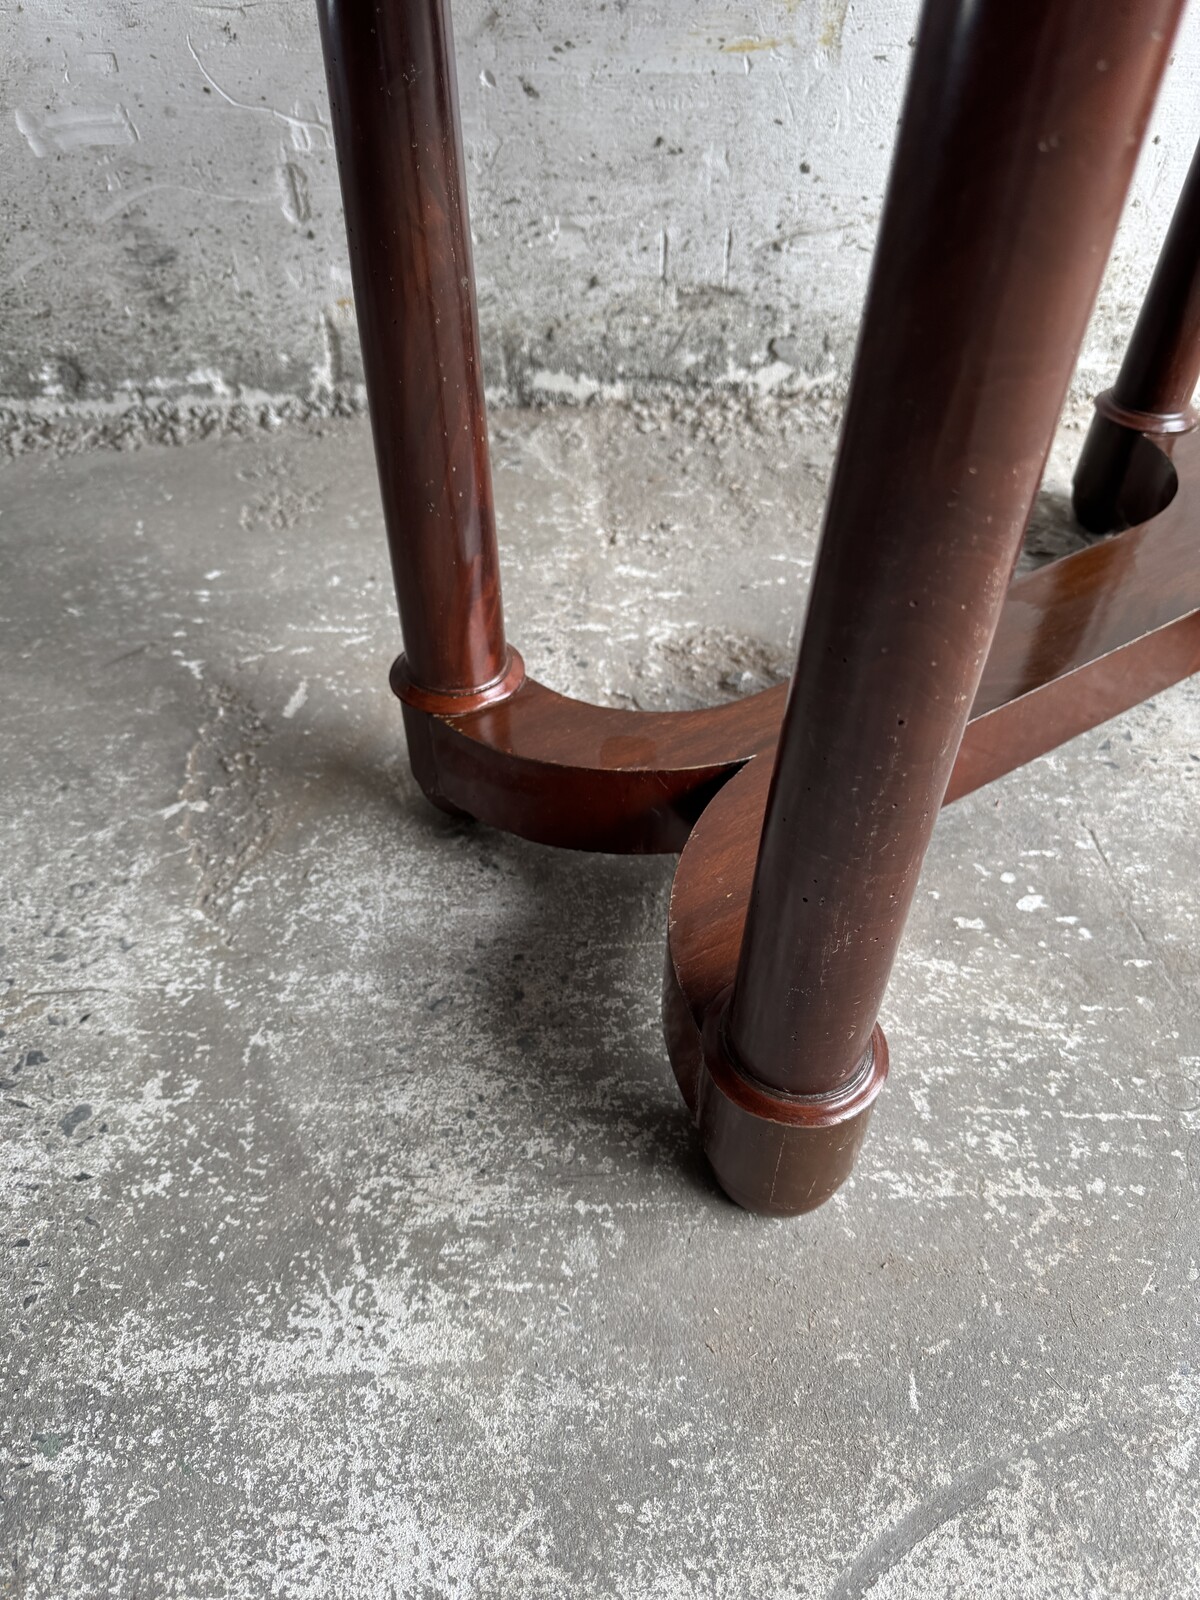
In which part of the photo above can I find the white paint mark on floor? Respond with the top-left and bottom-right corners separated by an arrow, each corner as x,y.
160,800 -> 210,819
282,680 -> 308,720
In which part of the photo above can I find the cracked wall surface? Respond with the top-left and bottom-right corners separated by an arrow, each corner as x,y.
2,0 -> 1200,448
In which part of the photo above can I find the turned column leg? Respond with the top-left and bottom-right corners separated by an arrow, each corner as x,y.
317,0 -> 521,714
1074,139 -> 1200,534
681,0 -> 1184,1213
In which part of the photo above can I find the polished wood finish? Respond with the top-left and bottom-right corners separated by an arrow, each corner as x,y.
319,0 -> 1200,1216
949,435 -> 1200,801
727,0 -> 1182,1109
1074,137 -> 1200,534
665,450 -> 1200,1209
399,417 -> 1200,850
317,0 -> 514,701
399,417 -> 1200,847
398,676 -> 776,854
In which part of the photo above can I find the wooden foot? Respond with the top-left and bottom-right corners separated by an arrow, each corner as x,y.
663,762 -> 891,1216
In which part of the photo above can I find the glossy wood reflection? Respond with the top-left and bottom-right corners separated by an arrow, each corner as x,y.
405,427 -> 1200,851
317,0 -> 510,699
319,0 -> 1200,1217
1074,135 -> 1200,534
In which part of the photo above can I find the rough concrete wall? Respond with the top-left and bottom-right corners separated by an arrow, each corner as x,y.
2,0 -> 1200,440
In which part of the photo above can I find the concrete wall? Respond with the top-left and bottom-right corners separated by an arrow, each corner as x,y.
2,0 -> 1200,442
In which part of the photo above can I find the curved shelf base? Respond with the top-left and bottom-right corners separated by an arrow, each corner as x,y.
400,428 -> 1200,847
398,667 -> 787,853
398,432 -> 1200,1212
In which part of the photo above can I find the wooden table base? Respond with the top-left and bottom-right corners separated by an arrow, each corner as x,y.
319,0 -> 1200,1213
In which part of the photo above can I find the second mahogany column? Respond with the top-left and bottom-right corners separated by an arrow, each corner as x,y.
317,0 -> 520,711
698,0 -> 1184,1210
1074,137 -> 1200,534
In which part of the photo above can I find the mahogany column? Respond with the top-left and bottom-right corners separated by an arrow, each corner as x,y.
690,0 -> 1184,1212
1074,138 -> 1200,534
316,0 -> 520,709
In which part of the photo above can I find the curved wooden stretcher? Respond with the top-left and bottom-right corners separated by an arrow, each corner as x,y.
317,0 -> 1200,1212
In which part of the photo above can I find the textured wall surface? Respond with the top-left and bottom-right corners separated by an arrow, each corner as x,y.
2,0 -> 1200,434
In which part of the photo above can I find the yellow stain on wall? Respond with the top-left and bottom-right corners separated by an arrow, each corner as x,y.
718,0 -> 849,54
720,35 -> 794,53
819,0 -> 852,51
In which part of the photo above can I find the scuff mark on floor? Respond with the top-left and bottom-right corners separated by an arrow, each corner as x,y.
177,683 -> 274,942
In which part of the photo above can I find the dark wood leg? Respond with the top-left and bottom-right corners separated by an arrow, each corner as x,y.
316,0 -> 520,712
316,0 -> 1200,1215
666,0 -> 1185,1214
1074,139 -> 1200,534
316,0 -> 1200,861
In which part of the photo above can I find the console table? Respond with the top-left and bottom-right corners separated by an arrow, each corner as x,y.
316,0 -> 1200,1213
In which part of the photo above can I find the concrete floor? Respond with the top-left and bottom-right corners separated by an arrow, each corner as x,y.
2,400 -> 1199,1597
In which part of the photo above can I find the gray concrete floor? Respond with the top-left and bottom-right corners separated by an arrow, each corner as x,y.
2,400 -> 1199,1598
